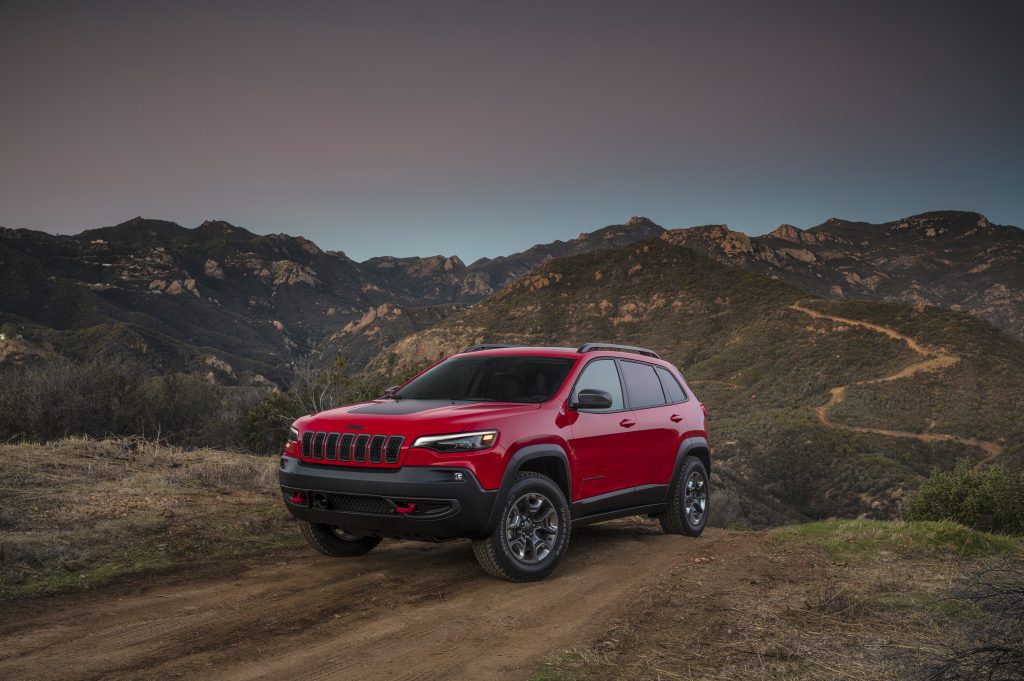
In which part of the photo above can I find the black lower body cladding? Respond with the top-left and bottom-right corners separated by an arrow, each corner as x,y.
278,457 -> 498,540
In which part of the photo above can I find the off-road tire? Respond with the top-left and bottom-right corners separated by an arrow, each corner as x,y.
660,455 -> 709,537
472,471 -> 571,582
299,521 -> 382,557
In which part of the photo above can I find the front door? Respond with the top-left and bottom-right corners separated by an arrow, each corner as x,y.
568,358 -> 638,500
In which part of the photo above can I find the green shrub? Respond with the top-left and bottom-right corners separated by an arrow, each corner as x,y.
242,390 -> 304,456
905,462 -> 1024,535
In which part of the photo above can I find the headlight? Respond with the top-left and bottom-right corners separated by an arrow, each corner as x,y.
412,430 -> 498,453
288,426 -> 299,443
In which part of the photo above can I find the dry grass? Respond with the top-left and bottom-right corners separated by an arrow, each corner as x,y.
533,523 -> 1022,681
0,437 -> 301,599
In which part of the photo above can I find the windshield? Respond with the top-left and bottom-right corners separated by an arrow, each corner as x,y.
392,355 -> 576,404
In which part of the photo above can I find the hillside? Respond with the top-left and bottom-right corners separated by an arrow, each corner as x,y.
366,238 -> 1024,523
662,210 -> 1024,341
0,217 -> 661,382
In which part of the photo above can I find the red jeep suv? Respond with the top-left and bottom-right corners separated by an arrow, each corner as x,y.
279,343 -> 710,581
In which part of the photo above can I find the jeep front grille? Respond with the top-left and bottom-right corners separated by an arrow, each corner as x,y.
385,436 -> 402,463
368,435 -> 386,463
339,433 -> 354,461
353,434 -> 369,462
300,431 -> 405,467
325,433 -> 339,461
312,432 -> 326,460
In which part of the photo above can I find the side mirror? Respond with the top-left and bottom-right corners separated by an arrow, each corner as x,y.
382,385 -> 400,397
572,388 -> 614,410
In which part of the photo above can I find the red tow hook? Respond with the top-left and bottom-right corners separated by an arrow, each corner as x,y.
288,492 -> 306,504
394,502 -> 417,515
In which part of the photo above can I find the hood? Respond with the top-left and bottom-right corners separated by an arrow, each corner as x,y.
295,399 -> 542,438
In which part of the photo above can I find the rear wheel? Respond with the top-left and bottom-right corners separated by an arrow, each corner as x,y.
472,472 -> 571,582
299,521 -> 382,557
660,456 -> 709,536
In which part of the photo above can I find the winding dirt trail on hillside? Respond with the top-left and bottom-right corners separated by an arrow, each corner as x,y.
790,302 -> 1003,468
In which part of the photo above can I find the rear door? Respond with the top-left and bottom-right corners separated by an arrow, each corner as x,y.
568,358 -> 638,499
618,359 -> 677,488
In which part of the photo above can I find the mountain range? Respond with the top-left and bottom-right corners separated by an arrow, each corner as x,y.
1,211 -> 1021,386
662,210 -> 1024,341
0,216 -> 661,382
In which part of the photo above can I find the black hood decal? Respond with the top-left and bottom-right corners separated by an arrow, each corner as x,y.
348,399 -> 463,416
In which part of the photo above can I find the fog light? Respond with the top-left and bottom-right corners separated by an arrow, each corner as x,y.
453,472 -> 464,481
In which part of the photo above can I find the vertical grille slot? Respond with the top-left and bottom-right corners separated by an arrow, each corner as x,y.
325,433 -> 340,461
368,435 -> 386,463
385,436 -> 403,463
353,434 -> 370,462
338,433 -> 354,461
302,430 -> 403,465
312,432 -> 327,459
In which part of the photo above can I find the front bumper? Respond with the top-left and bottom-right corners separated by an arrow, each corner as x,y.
278,456 -> 498,540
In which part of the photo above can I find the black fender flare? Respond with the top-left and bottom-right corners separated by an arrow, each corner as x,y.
481,444 -> 572,535
664,437 -> 711,502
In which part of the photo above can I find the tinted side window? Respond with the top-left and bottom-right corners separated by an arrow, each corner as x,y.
655,366 -> 687,403
620,361 -> 666,408
572,359 -> 624,410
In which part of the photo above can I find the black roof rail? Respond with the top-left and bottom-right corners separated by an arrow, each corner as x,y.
461,343 -> 521,353
577,343 -> 660,359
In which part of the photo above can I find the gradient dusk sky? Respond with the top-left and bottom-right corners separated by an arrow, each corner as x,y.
2,0 -> 1022,262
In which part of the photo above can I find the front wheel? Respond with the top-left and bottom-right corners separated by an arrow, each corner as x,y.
299,521 -> 382,557
660,456 -> 709,536
472,472 -> 571,582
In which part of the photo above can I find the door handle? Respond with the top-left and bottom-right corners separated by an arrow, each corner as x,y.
619,419 -> 636,428
670,414 -> 683,423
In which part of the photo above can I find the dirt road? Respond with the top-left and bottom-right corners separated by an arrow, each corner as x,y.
0,521 -> 738,681
790,302 -> 1003,466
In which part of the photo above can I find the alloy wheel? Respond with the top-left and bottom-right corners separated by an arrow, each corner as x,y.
684,471 -> 707,526
504,492 -> 559,564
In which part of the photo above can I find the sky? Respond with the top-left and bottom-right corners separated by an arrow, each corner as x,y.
1,0 -> 1022,262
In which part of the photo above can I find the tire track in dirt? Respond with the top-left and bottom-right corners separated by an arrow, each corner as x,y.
790,302 -> 1003,468
0,521 -> 723,681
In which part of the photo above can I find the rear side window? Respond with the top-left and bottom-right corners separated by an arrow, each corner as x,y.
655,366 -> 687,403
620,360 -> 666,409
572,359 -> 625,410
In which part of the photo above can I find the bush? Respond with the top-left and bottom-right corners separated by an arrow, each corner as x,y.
0,353 -> 386,454
905,462 -> 1024,535
242,390 -> 303,456
0,356 -> 148,442
241,356 -> 386,455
